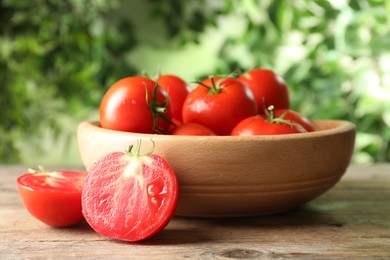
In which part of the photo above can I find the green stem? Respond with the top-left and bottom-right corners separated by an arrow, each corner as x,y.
267,105 -> 275,121
145,84 -> 172,134
126,139 -> 155,157
28,165 -> 48,174
266,105 -> 294,127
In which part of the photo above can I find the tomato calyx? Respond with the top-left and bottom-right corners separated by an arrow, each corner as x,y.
199,71 -> 242,95
126,139 -> 155,158
197,76 -> 224,95
145,84 -> 172,134
264,105 -> 300,129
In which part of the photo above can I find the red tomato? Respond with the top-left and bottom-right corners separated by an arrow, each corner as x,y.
231,106 -> 307,136
172,123 -> 216,136
274,109 -> 316,132
157,74 -> 190,122
238,68 -> 290,111
100,76 -> 172,134
82,140 -> 178,242
167,117 -> 183,133
231,115 -> 307,136
182,77 -> 257,135
17,167 -> 86,227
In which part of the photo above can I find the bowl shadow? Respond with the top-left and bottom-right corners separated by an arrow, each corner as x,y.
142,204 -> 343,246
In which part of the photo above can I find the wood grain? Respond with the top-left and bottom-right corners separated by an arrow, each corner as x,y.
1,164 -> 389,259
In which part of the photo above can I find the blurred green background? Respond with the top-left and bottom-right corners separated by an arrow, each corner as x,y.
1,0 -> 389,166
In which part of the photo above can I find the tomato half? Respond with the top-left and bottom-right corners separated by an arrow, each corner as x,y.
82,141 -> 178,242
171,123 -> 216,136
238,68 -> 290,112
99,76 -> 172,134
157,74 -> 190,122
182,77 -> 257,135
17,168 -> 86,227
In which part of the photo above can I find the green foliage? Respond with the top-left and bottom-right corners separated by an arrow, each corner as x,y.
143,0 -> 390,164
0,0 -> 136,163
1,0 -> 389,164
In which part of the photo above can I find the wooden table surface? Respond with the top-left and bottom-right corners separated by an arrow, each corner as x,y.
1,164 -> 389,259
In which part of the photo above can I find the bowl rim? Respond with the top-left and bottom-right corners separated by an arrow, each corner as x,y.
79,120 -> 356,142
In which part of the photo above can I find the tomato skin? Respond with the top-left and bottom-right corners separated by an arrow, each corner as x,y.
168,117 -> 183,133
99,76 -> 172,134
157,74 -> 190,122
17,171 -> 86,227
238,68 -> 290,112
82,151 -> 178,242
172,123 -> 216,136
274,109 -> 316,132
182,77 -> 257,135
231,115 -> 307,136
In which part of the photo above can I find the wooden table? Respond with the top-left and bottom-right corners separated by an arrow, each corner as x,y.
1,164 -> 389,259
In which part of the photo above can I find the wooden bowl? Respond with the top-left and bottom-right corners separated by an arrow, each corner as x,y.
77,120 -> 355,217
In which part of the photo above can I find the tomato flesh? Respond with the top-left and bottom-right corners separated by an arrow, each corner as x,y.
82,152 -> 178,242
17,171 -> 86,227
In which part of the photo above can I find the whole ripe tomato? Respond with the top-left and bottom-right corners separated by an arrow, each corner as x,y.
182,77 -> 257,135
100,76 -> 172,134
82,140 -> 178,242
231,106 -> 307,136
17,166 -> 86,227
274,109 -> 316,132
171,122 -> 216,136
238,68 -> 290,112
157,74 -> 190,122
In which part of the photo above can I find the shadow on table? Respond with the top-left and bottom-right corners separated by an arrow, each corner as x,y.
143,204 -> 345,245
61,200 -> 348,246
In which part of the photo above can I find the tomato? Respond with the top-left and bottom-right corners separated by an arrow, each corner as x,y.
82,140 -> 178,242
238,68 -> 290,112
231,106 -> 307,136
274,109 -> 316,132
231,115 -> 307,136
171,123 -> 216,136
157,74 -> 190,122
100,76 -> 172,134
182,77 -> 257,135
167,117 -> 183,133
17,167 -> 86,227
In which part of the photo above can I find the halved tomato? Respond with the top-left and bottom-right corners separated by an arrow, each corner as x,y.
17,167 -> 86,227
82,140 -> 178,242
